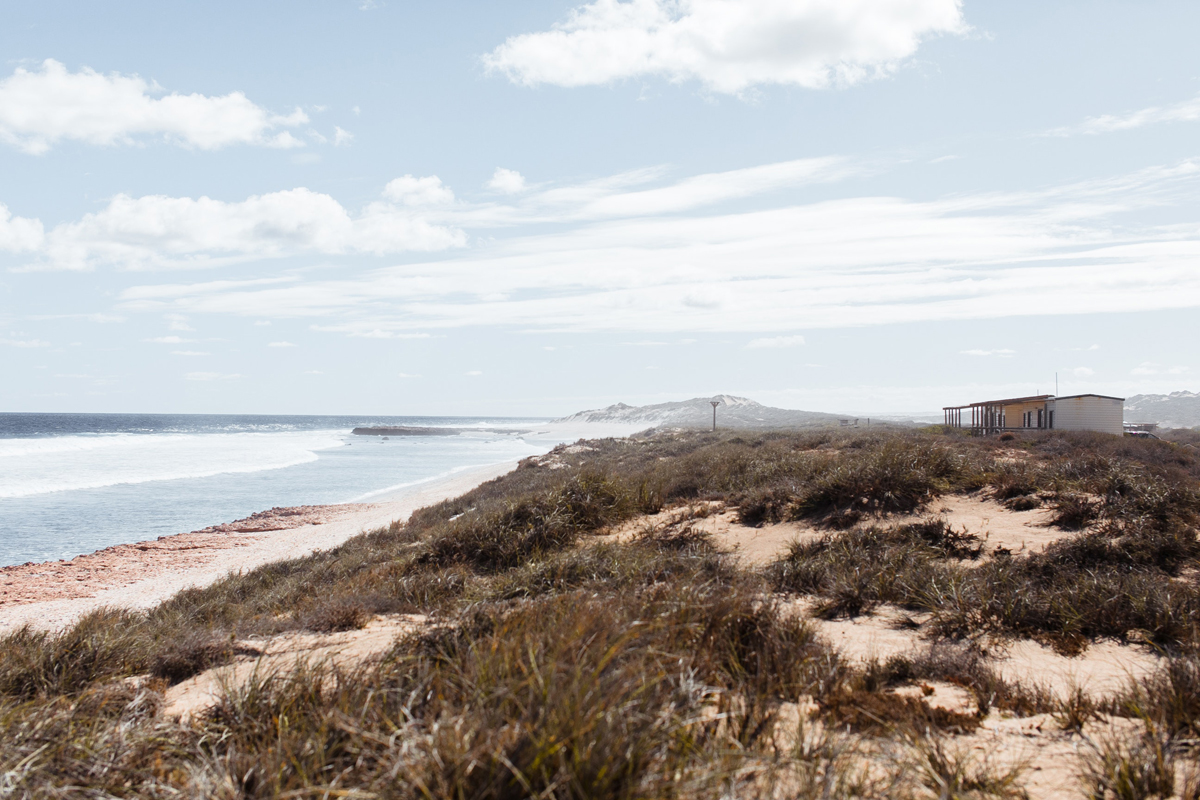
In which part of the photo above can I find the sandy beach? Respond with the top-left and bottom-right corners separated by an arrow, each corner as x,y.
0,420 -> 647,635
0,459 -> 519,634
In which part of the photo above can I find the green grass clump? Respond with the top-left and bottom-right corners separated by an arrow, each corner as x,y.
769,520 -> 978,618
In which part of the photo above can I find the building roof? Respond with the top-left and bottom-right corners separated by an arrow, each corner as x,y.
1052,393 -> 1125,402
943,392 -> 1125,411
942,394 -> 1052,411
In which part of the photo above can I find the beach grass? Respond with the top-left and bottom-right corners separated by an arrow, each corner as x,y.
3,425 -> 1200,796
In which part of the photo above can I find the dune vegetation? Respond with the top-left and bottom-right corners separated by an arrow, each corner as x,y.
4,426 -> 1200,798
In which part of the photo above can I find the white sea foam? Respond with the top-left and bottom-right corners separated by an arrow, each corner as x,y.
0,430 -> 347,498
345,460 -> 511,503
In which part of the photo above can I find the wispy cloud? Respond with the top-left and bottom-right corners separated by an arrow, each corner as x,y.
1049,94 -> 1200,137
309,323 -> 432,339
185,371 -> 240,381
747,335 -> 805,349
99,157 -> 1200,337
0,335 -> 50,347
1132,362 -> 1189,376
28,312 -> 126,323
960,349 -> 1015,357
165,313 -> 193,331
267,341 -> 296,348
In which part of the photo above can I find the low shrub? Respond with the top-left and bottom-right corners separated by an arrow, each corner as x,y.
149,632 -> 261,684
770,520 -> 978,618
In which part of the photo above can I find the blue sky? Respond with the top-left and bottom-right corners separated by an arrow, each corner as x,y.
2,0 -> 1199,416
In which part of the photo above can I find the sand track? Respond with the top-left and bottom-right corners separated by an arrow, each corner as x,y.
162,613 -> 427,721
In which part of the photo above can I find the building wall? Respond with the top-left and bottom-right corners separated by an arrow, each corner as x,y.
1050,396 -> 1124,435
1002,401 -> 1047,428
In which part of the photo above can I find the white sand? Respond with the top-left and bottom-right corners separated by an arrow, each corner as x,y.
0,460 -> 523,634
0,420 -> 652,635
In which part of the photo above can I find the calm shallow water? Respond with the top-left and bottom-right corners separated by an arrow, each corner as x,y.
0,413 -> 548,566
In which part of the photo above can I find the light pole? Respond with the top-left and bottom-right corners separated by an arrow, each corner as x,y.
710,399 -> 720,431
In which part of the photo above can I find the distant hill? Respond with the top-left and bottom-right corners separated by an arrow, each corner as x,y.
1125,391 -> 1200,429
553,395 -> 847,429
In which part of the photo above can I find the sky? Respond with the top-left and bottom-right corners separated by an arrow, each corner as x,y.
2,0 -> 1199,417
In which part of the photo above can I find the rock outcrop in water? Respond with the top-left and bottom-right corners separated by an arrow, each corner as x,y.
352,426 -> 462,436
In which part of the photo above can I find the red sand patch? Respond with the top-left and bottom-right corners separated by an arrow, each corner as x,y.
0,504 -> 374,607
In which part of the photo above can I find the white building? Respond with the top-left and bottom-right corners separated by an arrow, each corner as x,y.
942,393 -> 1124,436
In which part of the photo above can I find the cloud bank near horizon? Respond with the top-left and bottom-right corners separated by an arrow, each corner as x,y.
52,155 -> 1198,338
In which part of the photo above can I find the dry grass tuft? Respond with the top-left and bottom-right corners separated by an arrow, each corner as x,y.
3,426 -> 1200,796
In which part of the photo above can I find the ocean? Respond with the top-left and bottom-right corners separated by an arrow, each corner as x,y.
0,413 -> 551,567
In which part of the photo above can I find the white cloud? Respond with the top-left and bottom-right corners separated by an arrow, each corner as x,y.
185,371 -> 240,381
115,158 -> 1200,336
747,335 -> 805,348
458,156 -> 866,226
165,313 -> 194,331
961,349 -> 1016,357
465,370 -> 483,376
10,159 -> 857,270
1132,362 -> 1190,376
309,323 -> 432,339
145,335 -> 190,343
254,320 -> 272,326
1051,94 -> 1200,137
483,0 -> 966,94
488,167 -> 527,194
0,335 -> 50,347
398,372 -> 421,378
0,203 -> 44,252
22,185 -> 465,271
1072,367 -> 1095,377
171,350 -> 209,356
333,126 -> 354,146
28,313 -> 125,323
0,59 -> 308,154
382,175 -> 455,206
267,341 -> 296,347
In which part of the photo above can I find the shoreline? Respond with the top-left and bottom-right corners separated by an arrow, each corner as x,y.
0,420 -> 651,634
0,459 -> 522,634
